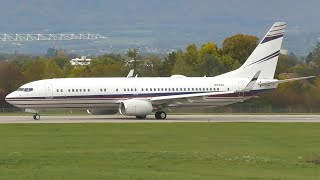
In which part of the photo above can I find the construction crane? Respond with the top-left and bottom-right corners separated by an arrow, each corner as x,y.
0,33 -> 107,42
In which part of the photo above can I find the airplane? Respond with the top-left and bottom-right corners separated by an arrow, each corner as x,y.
5,22 -> 314,120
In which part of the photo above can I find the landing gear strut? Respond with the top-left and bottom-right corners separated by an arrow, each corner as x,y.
155,111 -> 167,120
33,114 -> 40,120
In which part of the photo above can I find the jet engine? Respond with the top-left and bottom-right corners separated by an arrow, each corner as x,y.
119,99 -> 153,116
87,109 -> 118,115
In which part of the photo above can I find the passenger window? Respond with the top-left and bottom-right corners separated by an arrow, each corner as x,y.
61,89 -> 63,92
72,89 -> 74,92
210,88 -> 212,91
228,88 -> 230,91
68,89 -> 70,92
188,88 -> 190,91
124,89 -> 126,92
56,89 -> 59,92
135,88 -> 137,91
217,88 -> 220,91
84,89 -> 86,92
88,89 -> 90,92
150,88 -> 153,91
80,89 -> 82,92
184,88 -> 186,91
104,89 -> 106,92
141,88 -> 144,91
116,89 -> 118,92
165,88 -> 167,91
154,88 -> 156,91
161,88 -> 164,91
180,88 -> 182,91
76,89 -> 78,92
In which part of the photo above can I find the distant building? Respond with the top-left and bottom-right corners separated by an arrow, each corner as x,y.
70,56 -> 91,66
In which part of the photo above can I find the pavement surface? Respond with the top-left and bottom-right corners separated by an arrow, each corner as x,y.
0,115 -> 319,123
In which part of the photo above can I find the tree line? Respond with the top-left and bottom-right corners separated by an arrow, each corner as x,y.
0,34 -> 320,112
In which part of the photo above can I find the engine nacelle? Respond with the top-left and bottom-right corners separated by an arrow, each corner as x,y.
119,99 -> 153,116
87,109 -> 118,115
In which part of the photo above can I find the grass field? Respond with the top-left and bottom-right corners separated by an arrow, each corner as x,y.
0,123 -> 319,180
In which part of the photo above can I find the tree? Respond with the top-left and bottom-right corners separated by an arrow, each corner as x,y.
172,51 -> 194,76
46,48 -> 58,58
0,61 -> 25,104
185,44 -> 198,67
127,48 -> 139,73
160,52 -> 177,77
222,34 -> 258,64
139,55 -> 162,77
198,42 -> 220,64
23,58 -> 46,81
197,54 -> 225,76
42,59 -> 63,79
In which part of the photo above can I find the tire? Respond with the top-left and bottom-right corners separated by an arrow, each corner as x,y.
159,111 -> 167,119
33,114 -> 40,120
155,111 -> 161,119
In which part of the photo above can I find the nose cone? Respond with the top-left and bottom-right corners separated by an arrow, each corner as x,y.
5,92 -> 17,105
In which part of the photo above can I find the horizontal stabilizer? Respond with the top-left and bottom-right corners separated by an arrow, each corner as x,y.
259,76 -> 315,86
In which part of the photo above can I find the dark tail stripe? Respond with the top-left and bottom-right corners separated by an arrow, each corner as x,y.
248,50 -> 280,66
266,32 -> 284,37
256,53 -> 280,64
273,24 -> 286,28
270,28 -> 286,33
261,34 -> 284,44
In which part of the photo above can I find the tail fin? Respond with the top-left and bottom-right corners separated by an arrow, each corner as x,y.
218,22 -> 286,79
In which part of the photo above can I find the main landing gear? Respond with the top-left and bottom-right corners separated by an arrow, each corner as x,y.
33,114 -> 40,120
155,111 -> 167,120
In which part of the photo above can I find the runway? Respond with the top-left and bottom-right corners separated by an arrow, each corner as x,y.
0,114 -> 319,123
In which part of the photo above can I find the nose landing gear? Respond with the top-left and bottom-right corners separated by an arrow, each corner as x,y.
33,114 -> 40,120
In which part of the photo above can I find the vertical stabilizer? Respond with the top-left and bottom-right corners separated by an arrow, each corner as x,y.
217,22 -> 286,79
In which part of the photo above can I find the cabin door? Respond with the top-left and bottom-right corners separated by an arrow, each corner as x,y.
45,82 -> 53,99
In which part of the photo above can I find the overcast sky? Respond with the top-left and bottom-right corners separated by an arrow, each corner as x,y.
0,0 -> 318,33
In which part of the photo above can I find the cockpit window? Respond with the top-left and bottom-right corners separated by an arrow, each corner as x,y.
18,88 -> 34,92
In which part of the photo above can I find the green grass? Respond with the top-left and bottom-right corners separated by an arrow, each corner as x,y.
0,123 -> 319,179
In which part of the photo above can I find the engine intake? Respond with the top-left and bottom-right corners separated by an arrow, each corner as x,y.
119,99 -> 153,116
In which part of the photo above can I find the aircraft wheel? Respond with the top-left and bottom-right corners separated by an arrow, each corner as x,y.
159,111 -> 167,119
33,114 -> 40,120
136,116 -> 147,119
155,111 -> 161,119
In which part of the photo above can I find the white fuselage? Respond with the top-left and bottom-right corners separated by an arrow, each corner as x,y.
5,76 -> 275,111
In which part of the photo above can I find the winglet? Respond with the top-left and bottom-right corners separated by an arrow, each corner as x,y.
126,69 -> 134,78
242,71 -> 261,92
